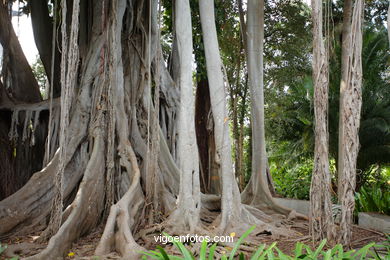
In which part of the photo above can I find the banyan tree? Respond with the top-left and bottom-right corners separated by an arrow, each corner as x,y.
0,0 -> 367,258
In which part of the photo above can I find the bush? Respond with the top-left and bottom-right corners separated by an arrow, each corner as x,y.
355,184 -> 390,215
270,159 -> 313,200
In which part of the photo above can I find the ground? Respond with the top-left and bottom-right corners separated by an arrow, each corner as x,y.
1,211 -> 387,259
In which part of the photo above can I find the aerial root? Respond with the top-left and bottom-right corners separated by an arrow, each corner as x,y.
95,141 -> 145,259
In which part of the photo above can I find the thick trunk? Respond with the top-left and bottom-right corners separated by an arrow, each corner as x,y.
0,2 -> 46,200
0,0 -> 300,257
0,2 -> 41,102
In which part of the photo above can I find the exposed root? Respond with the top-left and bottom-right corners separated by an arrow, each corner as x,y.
0,147 -> 87,239
95,143 -> 145,259
26,132 -> 106,259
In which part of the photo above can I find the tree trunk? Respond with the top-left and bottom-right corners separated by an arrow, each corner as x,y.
337,0 -> 353,202
387,4 -> 390,45
240,0 -> 291,216
339,0 -> 364,246
309,0 -> 334,241
0,2 -> 41,102
0,1 -> 47,201
199,0 -> 242,232
167,0 -> 201,233
0,0 -> 300,257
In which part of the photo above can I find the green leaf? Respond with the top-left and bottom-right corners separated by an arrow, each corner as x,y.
294,242 -> 304,258
140,251 -> 164,259
229,225 -> 256,260
162,232 -> 192,259
354,242 -> 375,259
199,240 -> 208,260
208,243 -> 217,260
313,239 -> 327,257
156,245 -> 170,260
250,244 -> 266,260
322,249 -> 332,260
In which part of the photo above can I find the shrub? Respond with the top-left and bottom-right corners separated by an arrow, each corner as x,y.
355,184 -> 390,215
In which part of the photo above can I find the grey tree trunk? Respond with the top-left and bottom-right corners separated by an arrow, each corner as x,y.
240,0 -> 292,216
309,0 -> 334,241
199,0 -> 242,231
241,0 -> 269,205
337,0 -> 353,202
339,0 -> 364,246
167,0 -> 201,233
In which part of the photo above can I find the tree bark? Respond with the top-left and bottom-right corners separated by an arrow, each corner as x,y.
309,0 -> 334,241
337,0 -> 353,202
199,0 -> 242,231
195,79 -> 220,195
240,0 -> 290,216
339,0 -> 364,246
0,2 -> 41,102
387,4 -> 390,45
167,0 -> 201,233
0,1 -> 46,201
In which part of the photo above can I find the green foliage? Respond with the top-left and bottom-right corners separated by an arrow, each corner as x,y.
31,57 -> 48,97
141,226 -> 388,259
267,25 -> 390,192
270,158 -> 314,200
355,184 -> 390,215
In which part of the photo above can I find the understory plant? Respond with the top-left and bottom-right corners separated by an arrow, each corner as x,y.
355,184 -> 390,215
141,226 -> 389,260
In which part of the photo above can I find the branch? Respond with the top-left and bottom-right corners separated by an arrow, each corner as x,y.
0,98 -> 60,111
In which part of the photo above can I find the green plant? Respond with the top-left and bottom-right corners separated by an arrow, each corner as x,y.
355,184 -> 390,215
140,226 -> 386,259
270,158 -> 313,200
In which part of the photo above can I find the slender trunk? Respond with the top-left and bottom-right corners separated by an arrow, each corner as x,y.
309,0 -> 334,241
337,0 -> 353,202
199,0 -> 241,231
339,0 -> 364,246
242,0 -> 269,204
240,0 -> 289,215
168,0 -> 201,232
